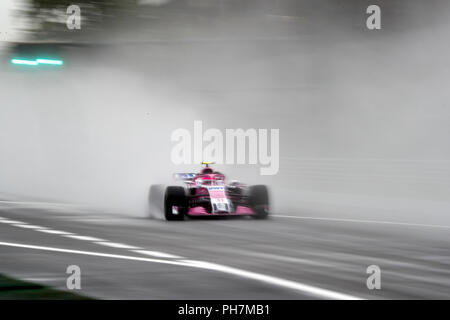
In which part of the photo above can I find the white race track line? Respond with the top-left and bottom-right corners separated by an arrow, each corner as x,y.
0,241 -> 361,300
37,229 -> 74,235
132,250 -> 183,259
0,219 -> 25,224
95,242 -> 141,249
64,235 -> 106,242
12,224 -> 48,230
272,215 -> 450,230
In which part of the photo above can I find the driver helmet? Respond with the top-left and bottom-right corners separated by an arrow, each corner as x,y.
200,167 -> 214,174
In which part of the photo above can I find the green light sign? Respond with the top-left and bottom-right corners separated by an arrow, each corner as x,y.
11,58 -> 64,66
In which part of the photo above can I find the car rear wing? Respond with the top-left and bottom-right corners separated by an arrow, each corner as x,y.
173,173 -> 197,182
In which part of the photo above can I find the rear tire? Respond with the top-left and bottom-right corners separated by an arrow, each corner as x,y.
249,185 -> 269,219
164,186 -> 186,221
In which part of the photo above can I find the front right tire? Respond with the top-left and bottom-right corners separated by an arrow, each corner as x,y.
249,185 -> 269,219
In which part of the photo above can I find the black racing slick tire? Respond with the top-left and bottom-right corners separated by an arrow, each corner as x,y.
164,186 -> 186,221
249,185 -> 269,219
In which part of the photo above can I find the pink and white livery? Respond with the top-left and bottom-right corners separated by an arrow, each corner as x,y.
164,162 -> 269,221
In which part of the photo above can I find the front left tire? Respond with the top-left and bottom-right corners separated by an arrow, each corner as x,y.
164,186 -> 186,221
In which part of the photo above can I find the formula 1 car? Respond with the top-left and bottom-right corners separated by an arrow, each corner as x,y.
164,162 -> 269,221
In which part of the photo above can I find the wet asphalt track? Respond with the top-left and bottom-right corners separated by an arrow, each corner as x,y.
1,201 -> 450,300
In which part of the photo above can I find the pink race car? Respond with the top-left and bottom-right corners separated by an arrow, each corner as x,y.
164,162 -> 269,221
